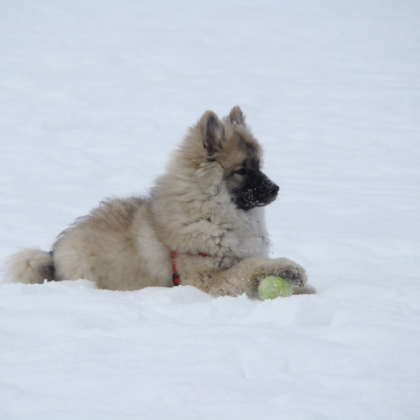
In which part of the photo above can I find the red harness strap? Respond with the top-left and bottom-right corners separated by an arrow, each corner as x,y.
172,251 -> 181,286
172,251 -> 209,286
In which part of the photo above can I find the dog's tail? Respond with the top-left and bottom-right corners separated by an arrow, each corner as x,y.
3,249 -> 55,284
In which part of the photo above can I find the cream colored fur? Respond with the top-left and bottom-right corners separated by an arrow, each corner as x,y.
4,107 -> 313,297
4,248 -> 53,284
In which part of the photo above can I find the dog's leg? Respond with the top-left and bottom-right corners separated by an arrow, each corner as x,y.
178,255 -> 310,297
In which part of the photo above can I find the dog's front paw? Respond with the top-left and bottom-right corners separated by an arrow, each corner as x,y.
272,258 -> 307,287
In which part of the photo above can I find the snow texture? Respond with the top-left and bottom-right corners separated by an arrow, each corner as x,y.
1,1 -> 419,419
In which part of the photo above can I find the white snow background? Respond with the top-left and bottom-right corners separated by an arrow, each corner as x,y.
1,1 -> 419,419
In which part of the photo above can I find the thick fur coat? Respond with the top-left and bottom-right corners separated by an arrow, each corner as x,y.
5,107 -> 313,297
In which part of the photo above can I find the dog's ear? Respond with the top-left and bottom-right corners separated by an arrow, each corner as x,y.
200,111 -> 224,155
229,105 -> 245,125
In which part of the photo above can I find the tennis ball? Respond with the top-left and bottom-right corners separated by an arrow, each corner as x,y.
258,275 -> 293,300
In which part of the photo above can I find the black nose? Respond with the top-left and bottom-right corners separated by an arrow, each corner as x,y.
271,184 -> 280,196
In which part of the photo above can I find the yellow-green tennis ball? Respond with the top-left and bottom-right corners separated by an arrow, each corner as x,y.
258,276 -> 293,300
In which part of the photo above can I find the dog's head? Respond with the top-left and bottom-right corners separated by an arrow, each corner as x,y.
185,106 -> 279,211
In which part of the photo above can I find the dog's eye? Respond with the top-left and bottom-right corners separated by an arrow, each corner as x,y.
235,168 -> 246,176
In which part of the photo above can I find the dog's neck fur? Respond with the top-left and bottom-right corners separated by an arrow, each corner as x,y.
150,174 -> 270,260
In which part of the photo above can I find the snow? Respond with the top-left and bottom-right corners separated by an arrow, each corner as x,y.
1,0 -> 420,419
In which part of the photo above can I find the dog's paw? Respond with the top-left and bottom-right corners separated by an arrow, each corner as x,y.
271,258 -> 307,287
292,284 -> 317,295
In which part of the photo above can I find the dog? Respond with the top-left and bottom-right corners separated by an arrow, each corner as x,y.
4,106 -> 314,297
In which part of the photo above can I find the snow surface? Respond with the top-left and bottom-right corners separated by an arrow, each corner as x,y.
1,1 -> 420,419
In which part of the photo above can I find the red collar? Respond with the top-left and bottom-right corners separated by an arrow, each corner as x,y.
172,251 -> 209,286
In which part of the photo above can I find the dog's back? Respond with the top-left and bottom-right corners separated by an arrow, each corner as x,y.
52,197 -> 172,290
